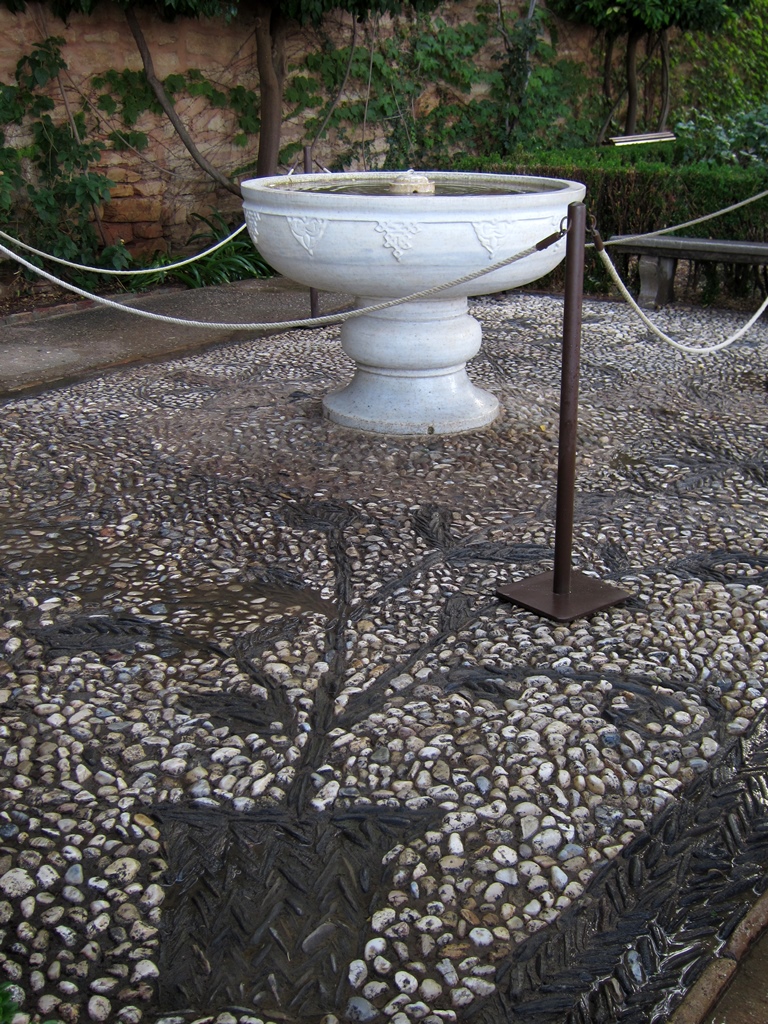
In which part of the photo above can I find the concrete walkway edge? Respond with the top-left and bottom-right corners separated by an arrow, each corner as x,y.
671,890 -> 768,1024
0,276 -> 351,398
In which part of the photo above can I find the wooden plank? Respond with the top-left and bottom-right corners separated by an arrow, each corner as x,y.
609,131 -> 676,146
607,236 -> 768,264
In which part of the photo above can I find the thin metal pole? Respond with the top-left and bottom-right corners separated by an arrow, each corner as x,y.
496,199 -> 629,619
553,201 -> 586,595
304,145 -> 320,319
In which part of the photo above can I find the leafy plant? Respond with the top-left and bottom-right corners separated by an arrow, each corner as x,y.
0,981 -> 59,1024
92,66 -> 261,152
674,106 -> 768,167
144,212 -> 273,289
548,0 -> 754,136
483,6 -> 599,154
291,6 -> 594,170
674,0 -> 768,121
0,983 -> 16,1024
0,37 -> 130,288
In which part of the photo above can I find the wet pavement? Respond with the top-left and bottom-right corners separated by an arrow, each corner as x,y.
0,278 -> 767,1024
703,927 -> 768,1024
0,277 -> 351,396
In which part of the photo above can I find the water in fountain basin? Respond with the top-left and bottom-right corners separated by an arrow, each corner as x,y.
266,178 -> 563,196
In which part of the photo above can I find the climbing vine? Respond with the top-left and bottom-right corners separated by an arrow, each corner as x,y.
92,67 -> 261,155
288,5 -> 596,169
0,34 -> 267,291
0,36 -> 129,284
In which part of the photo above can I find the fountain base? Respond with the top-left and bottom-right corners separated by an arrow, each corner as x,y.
322,296 -> 500,434
242,169 -> 586,434
323,365 -> 500,435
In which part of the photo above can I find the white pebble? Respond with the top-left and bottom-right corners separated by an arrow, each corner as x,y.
87,995 -> 112,1022
348,959 -> 367,988
0,868 -> 35,898
131,960 -> 159,982
371,909 -> 396,932
492,845 -> 517,867
468,926 -> 494,946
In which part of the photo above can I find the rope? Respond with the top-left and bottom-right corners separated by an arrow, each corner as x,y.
0,229 -> 563,333
593,233 -> 768,354
0,223 -> 249,276
4,184 -> 765,276
595,186 -> 768,247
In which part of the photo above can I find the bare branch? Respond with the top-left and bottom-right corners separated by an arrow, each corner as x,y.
125,5 -> 242,198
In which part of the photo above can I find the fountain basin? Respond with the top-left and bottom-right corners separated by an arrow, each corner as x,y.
242,170 -> 585,434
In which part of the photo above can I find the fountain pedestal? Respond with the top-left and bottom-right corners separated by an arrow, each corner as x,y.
241,170 -> 586,435
324,296 -> 498,434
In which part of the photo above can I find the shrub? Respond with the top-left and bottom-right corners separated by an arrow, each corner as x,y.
140,212 -> 274,289
452,150 -> 768,298
674,107 -> 768,167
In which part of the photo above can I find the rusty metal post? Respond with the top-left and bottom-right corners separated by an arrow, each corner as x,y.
496,201 -> 630,621
304,145 -> 320,319
552,201 -> 585,595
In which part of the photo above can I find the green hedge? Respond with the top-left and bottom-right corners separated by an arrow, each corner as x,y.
453,150 -> 768,241
450,151 -> 768,298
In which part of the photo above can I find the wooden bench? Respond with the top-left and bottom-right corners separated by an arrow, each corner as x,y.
606,235 -> 768,307
608,131 -> 676,147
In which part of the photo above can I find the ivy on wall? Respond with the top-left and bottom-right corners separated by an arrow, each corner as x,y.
283,4 -> 597,169
0,36 -> 130,282
92,67 -> 261,157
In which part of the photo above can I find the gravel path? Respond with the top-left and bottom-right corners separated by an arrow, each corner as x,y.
0,293 -> 766,1024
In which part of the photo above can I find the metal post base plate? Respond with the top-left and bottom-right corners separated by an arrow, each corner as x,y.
497,570 -> 631,621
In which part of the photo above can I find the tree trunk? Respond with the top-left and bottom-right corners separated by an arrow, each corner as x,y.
658,28 -> 671,131
255,1 -> 286,178
125,6 -> 241,197
624,27 -> 643,134
603,34 -> 614,101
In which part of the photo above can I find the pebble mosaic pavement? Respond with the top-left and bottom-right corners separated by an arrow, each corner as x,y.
0,293 -> 767,1024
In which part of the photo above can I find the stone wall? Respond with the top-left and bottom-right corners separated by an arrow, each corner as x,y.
0,1 -> 597,255
1,2 -> 271,252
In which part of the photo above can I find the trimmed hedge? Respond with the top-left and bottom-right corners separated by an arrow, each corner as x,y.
451,151 -> 768,298
453,150 -> 768,241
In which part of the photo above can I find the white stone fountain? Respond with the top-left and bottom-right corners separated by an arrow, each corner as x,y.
241,170 -> 585,435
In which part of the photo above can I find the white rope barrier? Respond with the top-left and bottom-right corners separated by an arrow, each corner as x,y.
3,185 -> 766,277
594,186 -> 768,248
0,223 -> 249,276
583,185 -> 768,353
594,238 -> 768,354
0,231 -> 561,333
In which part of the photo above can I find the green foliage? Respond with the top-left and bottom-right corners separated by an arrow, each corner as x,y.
675,0 -> 768,119
31,0 -> 440,34
143,212 -> 273,288
549,0 -> 751,34
674,106 -> 768,167
93,69 -> 155,150
484,7 -> 599,153
15,34 -> 67,91
227,83 -> 261,142
459,149 -> 768,297
0,983 -> 17,1024
294,7 -> 594,168
92,66 -> 259,151
550,0 -> 757,138
0,36 -> 130,288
